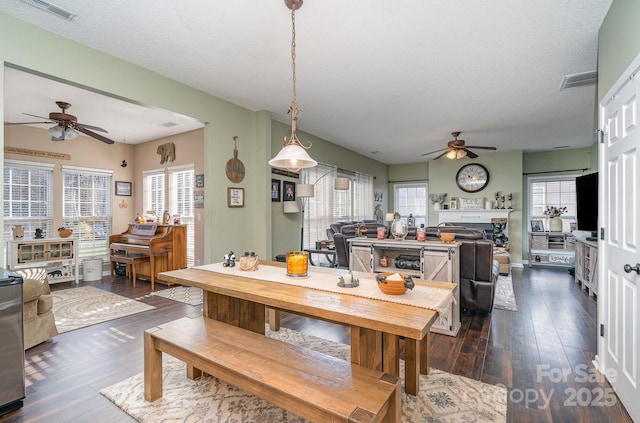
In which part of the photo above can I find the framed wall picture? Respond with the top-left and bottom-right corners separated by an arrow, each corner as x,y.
449,200 -> 457,210
194,190 -> 204,208
195,174 -> 205,188
115,181 -> 132,196
271,179 -> 281,202
227,187 -> 244,208
530,219 -> 544,232
283,181 -> 296,201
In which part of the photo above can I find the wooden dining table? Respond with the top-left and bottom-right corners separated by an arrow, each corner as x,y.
157,262 -> 448,395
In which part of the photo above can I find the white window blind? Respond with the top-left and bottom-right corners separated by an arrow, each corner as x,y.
169,165 -> 195,265
143,169 -> 165,216
143,165 -> 195,266
62,166 -> 112,258
3,160 -> 54,264
394,183 -> 428,227
529,176 -> 577,232
302,164 -> 374,250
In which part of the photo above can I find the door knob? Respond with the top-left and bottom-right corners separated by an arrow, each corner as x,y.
623,263 -> 640,275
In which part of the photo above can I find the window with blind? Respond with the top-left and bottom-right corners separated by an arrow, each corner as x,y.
143,169 -> 166,216
529,176 -> 577,232
170,166 -> 195,265
62,166 -> 112,258
394,183 -> 428,227
301,164 -> 374,249
143,165 -> 195,266
3,160 -> 54,264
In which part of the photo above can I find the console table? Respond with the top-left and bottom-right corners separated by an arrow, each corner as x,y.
347,238 -> 460,336
574,237 -> 598,297
528,232 -> 575,268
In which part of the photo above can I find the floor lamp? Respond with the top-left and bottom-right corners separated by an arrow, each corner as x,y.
297,172 -> 350,251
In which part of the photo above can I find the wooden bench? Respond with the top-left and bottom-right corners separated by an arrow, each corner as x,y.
144,316 -> 401,423
109,253 -> 150,288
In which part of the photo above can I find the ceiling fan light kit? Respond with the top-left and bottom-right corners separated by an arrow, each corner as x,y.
268,0 -> 317,172
13,100 -> 116,144
422,131 -> 496,160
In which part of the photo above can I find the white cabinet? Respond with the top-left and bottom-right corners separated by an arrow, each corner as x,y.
528,232 -> 575,267
348,238 -> 460,336
7,238 -> 79,284
574,237 -> 598,297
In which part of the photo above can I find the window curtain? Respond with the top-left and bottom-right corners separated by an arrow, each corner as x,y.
302,164 -> 374,249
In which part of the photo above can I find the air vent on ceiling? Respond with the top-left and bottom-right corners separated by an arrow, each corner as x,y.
19,0 -> 75,20
160,122 -> 179,128
560,71 -> 598,90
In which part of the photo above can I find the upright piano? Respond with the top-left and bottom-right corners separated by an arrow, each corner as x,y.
109,223 -> 187,289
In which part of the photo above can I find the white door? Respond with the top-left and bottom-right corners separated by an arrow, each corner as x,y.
599,56 -> 640,422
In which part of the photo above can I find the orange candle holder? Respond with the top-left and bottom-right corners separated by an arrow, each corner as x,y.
286,251 -> 309,277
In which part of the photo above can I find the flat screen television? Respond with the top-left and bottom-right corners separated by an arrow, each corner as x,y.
576,172 -> 598,236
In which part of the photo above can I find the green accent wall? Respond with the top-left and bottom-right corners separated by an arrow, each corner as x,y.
598,0 -> 640,100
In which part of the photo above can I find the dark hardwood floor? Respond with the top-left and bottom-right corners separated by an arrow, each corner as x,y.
0,267 -> 633,422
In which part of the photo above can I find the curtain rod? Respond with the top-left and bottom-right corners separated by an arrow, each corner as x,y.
388,179 -> 428,183
523,168 -> 589,176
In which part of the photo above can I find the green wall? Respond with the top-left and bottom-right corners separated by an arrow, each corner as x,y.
598,0 -> 640,100
429,151 -> 524,263
389,152 -> 524,262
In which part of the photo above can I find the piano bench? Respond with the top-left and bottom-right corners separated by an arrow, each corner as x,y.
110,254 -> 150,288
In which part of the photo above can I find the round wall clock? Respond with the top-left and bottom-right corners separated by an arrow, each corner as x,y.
455,163 -> 490,193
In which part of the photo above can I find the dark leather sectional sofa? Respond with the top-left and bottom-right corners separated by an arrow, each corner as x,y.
330,223 -> 499,313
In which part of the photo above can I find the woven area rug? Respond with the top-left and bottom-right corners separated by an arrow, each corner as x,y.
493,274 -> 517,311
151,286 -> 203,305
101,326 -> 507,422
52,286 -> 155,333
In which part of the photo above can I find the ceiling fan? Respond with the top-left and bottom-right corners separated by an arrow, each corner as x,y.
421,131 -> 496,160
6,101 -> 115,144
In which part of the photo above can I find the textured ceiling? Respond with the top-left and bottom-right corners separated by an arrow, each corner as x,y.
1,0 -> 612,164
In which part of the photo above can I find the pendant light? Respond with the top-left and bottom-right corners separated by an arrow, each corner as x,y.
268,0 -> 317,172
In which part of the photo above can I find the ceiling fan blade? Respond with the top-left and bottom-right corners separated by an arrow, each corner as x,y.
465,150 -> 479,159
421,147 -> 449,156
75,126 -> 115,144
23,112 -> 52,120
432,150 -> 451,160
76,123 -> 108,133
4,121 -> 54,125
465,145 -> 497,150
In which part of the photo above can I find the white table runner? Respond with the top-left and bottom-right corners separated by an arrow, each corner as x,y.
197,262 -> 455,315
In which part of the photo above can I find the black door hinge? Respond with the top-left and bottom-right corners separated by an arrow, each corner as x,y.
600,323 -> 605,337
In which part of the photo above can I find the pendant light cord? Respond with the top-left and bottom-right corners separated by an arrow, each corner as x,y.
289,6 -> 299,130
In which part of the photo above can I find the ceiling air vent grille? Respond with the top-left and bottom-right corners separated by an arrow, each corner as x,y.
19,0 -> 76,20
560,71 -> 598,90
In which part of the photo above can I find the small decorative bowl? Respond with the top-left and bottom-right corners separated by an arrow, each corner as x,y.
440,232 -> 456,243
377,272 -> 407,295
58,228 -> 73,238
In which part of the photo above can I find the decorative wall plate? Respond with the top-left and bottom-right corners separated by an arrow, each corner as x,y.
225,136 -> 245,183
